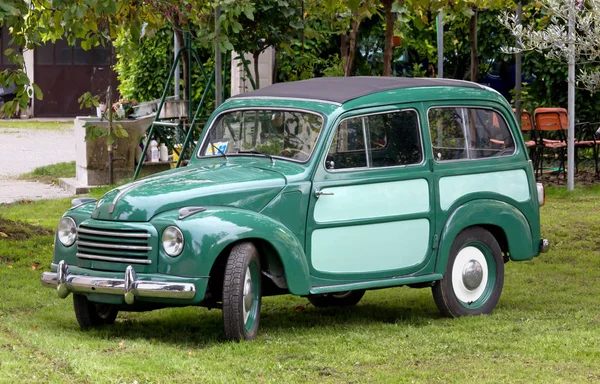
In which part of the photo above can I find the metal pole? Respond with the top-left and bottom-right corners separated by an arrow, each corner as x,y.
187,32 -> 192,123
515,2 -> 522,124
174,32 -> 180,100
437,10 -> 444,78
215,4 -> 223,107
107,86 -> 113,185
567,1 -> 575,191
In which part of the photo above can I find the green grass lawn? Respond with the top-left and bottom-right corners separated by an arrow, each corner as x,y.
18,162 -> 76,185
0,121 -> 73,131
1,187 -> 599,383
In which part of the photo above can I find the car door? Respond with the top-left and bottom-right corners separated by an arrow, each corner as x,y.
306,106 -> 436,287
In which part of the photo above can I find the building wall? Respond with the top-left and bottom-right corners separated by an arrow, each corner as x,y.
230,48 -> 275,96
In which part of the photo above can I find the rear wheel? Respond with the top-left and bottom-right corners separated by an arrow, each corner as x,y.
222,242 -> 262,341
73,294 -> 118,328
308,290 -> 365,308
432,227 -> 504,317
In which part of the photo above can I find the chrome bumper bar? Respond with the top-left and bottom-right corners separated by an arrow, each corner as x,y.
40,260 -> 196,305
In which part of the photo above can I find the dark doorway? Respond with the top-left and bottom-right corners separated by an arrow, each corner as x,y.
0,25 -> 17,103
0,25 -> 17,70
34,40 -> 118,117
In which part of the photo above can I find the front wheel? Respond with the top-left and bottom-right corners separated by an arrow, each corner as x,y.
222,242 -> 262,341
73,294 -> 118,328
432,227 -> 504,317
307,290 -> 366,308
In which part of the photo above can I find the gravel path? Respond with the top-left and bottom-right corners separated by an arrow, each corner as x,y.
0,126 -> 76,204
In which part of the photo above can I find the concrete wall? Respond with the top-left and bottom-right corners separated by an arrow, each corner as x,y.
230,48 -> 275,96
23,49 -> 34,117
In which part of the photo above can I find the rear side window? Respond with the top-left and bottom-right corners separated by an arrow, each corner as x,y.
428,107 -> 515,161
326,110 -> 422,170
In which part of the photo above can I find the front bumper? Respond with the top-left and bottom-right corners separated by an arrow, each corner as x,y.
41,260 -> 197,305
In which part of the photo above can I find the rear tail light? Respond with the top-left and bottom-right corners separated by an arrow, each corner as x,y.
536,183 -> 545,206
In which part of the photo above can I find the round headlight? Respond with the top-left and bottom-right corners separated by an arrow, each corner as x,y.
162,226 -> 184,257
57,216 -> 77,247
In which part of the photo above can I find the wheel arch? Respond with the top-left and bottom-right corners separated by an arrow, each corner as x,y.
435,199 -> 534,275
206,238 -> 290,302
180,207 -> 311,296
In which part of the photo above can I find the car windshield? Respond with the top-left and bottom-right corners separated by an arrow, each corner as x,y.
199,109 -> 323,162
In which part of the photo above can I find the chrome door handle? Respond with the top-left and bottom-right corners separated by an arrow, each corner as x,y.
314,188 -> 334,198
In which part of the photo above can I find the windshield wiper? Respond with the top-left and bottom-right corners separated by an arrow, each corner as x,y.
237,150 -> 274,164
209,142 -> 228,160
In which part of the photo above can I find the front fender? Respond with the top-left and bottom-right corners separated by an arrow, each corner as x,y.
152,207 -> 311,295
53,201 -> 96,265
435,200 -> 534,274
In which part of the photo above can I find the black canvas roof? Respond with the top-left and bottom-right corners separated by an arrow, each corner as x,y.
230,76 -> 484,105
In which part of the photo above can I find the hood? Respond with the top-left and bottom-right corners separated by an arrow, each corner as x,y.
92,163 -> 286,222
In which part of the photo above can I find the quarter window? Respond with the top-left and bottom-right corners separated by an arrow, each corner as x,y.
428,107 -> 515,161
326,110 -> 422,170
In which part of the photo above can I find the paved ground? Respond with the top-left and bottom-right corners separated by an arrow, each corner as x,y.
0,126 -> 76,204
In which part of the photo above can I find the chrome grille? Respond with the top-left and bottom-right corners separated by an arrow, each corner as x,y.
76,225 -> 153,265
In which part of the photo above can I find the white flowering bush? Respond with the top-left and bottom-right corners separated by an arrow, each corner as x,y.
500,0 -> 600,92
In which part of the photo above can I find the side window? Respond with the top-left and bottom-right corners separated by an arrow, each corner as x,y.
429,107 -> 515,161
327,117 -> 367,169
368,111 -> 421,167
326,110 -> 422,170
429,108 -> 467,161
467,109 -> 515,158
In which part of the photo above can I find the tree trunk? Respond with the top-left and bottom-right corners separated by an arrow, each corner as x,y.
340,34 -> 350,74
346,11 -> 361,76
469,7 -> 479,82
382,0 -> 394,76
253,51 -> 261,89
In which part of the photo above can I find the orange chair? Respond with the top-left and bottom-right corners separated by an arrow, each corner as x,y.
534,108 -> 567,178
514,109 -> 539,174
534,107 -> 599,178
574,121 -> 599,177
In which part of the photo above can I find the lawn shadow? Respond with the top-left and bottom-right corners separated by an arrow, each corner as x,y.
52,292 -> 442,348
260,298 -> 442,333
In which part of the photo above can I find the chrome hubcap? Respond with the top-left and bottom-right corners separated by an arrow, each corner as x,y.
243,267 -> 254,323
452,246 -> 489,304
462,259 -> 483,290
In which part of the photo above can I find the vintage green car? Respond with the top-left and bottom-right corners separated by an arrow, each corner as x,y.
42,77 -> 548,341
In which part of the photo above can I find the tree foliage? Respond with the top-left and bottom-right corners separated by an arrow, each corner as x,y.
0,0 -> 257,115
229,0 -> 302,88
500,0 -> 600,93
3,0 -> 600,125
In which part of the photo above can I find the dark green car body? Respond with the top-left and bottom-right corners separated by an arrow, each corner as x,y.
42,77 -> 546,340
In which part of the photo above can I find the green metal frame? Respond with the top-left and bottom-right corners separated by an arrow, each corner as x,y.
133,32 -> 234,180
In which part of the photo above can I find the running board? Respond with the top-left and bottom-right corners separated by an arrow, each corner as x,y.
310,273 -> 443,295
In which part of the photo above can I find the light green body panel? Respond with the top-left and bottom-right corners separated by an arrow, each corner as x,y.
311,219 -> 430,273
439,170 -> 530,211
435,199 -> 535,275
151,206 -> 312,295
313,179 -> 429,223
